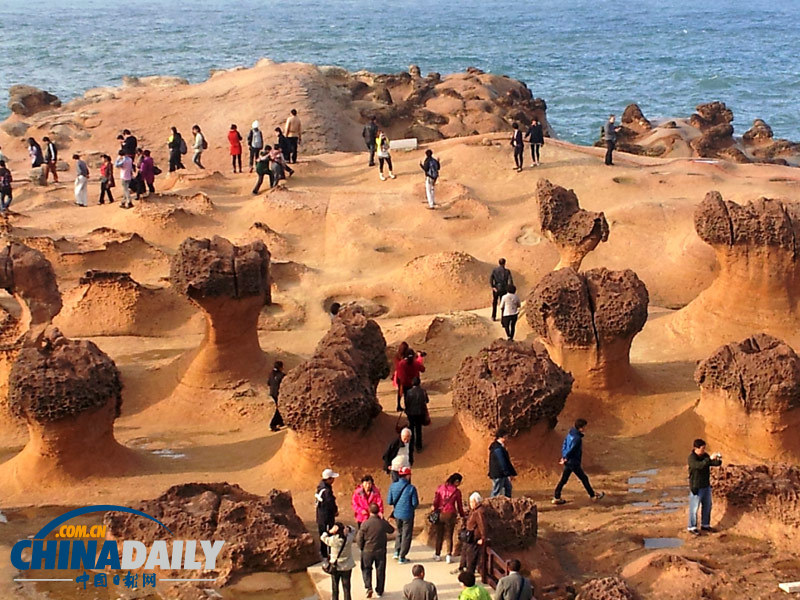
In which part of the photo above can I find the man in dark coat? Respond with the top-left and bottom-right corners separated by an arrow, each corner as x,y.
490,258 -> 514,321
687,438 -> 722,535
488,428 -> 517,498
315,468 -> 339,558
404,377 -> 429,453
355,503 -> 394,598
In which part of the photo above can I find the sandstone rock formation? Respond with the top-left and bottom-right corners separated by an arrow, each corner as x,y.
526,267 -> 649,390
711,464 -> 800,555
694,334 -> 800,461
104,483 -> 317,586
170,236 -> 271,389
578,577 -> 636,600
7,85 -> 62,116
279,306 -> 389,443
1,328 -> 134,485
536,179 -> 609,270
452,341 -> 572,436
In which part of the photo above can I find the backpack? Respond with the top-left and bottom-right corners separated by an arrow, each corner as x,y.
179,138 -> 188,155
426,159 -> 439,181
201,135 -> 208,150
252,129 -> 263,149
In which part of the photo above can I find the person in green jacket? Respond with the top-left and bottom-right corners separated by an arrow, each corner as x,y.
252,147 -> 273,195
457,571 -> 491,600
687,438 -> 723,535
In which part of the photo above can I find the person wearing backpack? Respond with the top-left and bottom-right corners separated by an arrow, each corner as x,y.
362,116 -> 378,166
419,149 -> 440,209
168,127 -> 184,172
42,136 -> 59,183
192,125 -> 206,169
375,130 -> 395,181
525,116 -> 545,167
99,154 -> 115,204
228,124 -> 243,173
0,161 -> 13,213
387,466 -> 419,564
510,123 -> 524,172
247,121 -> 263,173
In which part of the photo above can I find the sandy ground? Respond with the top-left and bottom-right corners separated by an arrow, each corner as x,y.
1,121 -> 800,600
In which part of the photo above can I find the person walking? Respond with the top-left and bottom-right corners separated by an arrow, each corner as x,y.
403,564 -> 438,600
268,360 -> 285,431
42,136 -> 59,183
321,522 -> 355,600
247,121 -> 264,173
274,129 -> 296,176
603,114 -> 619,166
459,493 -> 487,575
432,472 -> 465,563
252,149 -> 272,195
352,475 -> 384,526
228,124 -> 243,173
168,127 -> 184,172
73,154 -> 89,207
552,418 -> 605,505
285,108 -> 302,163
0,161 -> 13,213
499,284 -> 521,341
419,149 -> 440,209
316,469 -> 340,559
394,349 -> 426,412
687,438 -> 723,535
495,559 -> 534,600
192,125 -> 206,169
490,258 -> 514,322
383,428 -> 414,483
404,377 -> 429,452
98,154 -> 115,204
458,571 -> 491,600
392,342 -> 411,411
488,429 -> 517,498
375,130 -> 396,181
387,466 -> 419,564
363,116 -> 378,167
511,123 -> 524,172
139,150 -> 156,195
114,150 -> 134,209
355,503 -> 394,598
525,117 -> 545,167
269,145 -> 290,187
28,138 -> 44,168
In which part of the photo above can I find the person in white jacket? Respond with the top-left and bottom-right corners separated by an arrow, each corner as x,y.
321,522 -> 356,600
499,284 -> 521,340
192,125 -> 205,169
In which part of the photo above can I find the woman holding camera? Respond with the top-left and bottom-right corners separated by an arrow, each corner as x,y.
459,492 -> 487,575
320,522 -> 356,600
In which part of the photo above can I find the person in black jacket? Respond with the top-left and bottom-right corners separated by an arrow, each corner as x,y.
510,122 -> 524,171
404,378 -> 429,453
488,429 -> 517,498
316,469 -> 339,558
122,129 -> 138,158
268,360 -> 285,431
42,136 -> 59,183
355,503 -> 394,597
490,258 -> 514,322
382,429 -> 414,482
687,438 -> 722,535
362,116 -> 378,166
274,128 -> 295,176
525,117 -> 545,166
168,127 -> 183,172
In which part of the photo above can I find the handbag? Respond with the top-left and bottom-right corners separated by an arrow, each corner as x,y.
427,509 -> 440,525
153,165 -> 163,176
458,528 -> 475,544
422,404 -> 431,427
321,558 -> 337,574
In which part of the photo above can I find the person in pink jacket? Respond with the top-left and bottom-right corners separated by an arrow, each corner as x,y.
432,472 -> 465,563
352,475 -> 384,526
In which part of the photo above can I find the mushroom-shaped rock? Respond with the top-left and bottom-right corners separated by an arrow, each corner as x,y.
1,328 -> 134,485
170,236 -> 271,389
621,103 -> 652,134
536,179 -> 609,270
278,306 -> 389,448
104,483 -> 316,587
452,340 -> 572,436
694,334 -> 800,461
526,267 -> 649,390
578,577 -> 636,600
711,464 -> 800,555
689,191 -> 800,324
688,102 -> 737,159
7,85 -> 61,116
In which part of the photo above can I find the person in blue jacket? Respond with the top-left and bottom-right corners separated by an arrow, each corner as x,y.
552,418 -> 605,505
387,466 -> 419,564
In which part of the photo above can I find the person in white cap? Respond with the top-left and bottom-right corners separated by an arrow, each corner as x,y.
247,120 -> 264,173
316,468 -> 340,559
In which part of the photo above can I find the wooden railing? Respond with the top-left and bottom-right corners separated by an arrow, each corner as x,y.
479,544 -> 508,589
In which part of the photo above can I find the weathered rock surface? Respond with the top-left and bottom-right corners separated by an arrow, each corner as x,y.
0,241 -> 62,328
536,179 -> 609,270
104,483 -> 317,585
7,85 -> 61,116
452,340 -> 572,436
526,267 -> 648,389
279,306 -> 389,436
578,577 -> 636,600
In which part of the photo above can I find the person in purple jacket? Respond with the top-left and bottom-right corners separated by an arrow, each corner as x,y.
139,149 -> 156,195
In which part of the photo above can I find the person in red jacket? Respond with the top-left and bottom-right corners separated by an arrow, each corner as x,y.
394,348 -> 426,412
351,475 -> 384,527
228,124 -> 243,173
392,342 -> 409,412
432,472 -> 465,563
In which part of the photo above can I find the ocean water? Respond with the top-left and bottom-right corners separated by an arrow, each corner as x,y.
1,0 -> 799,145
